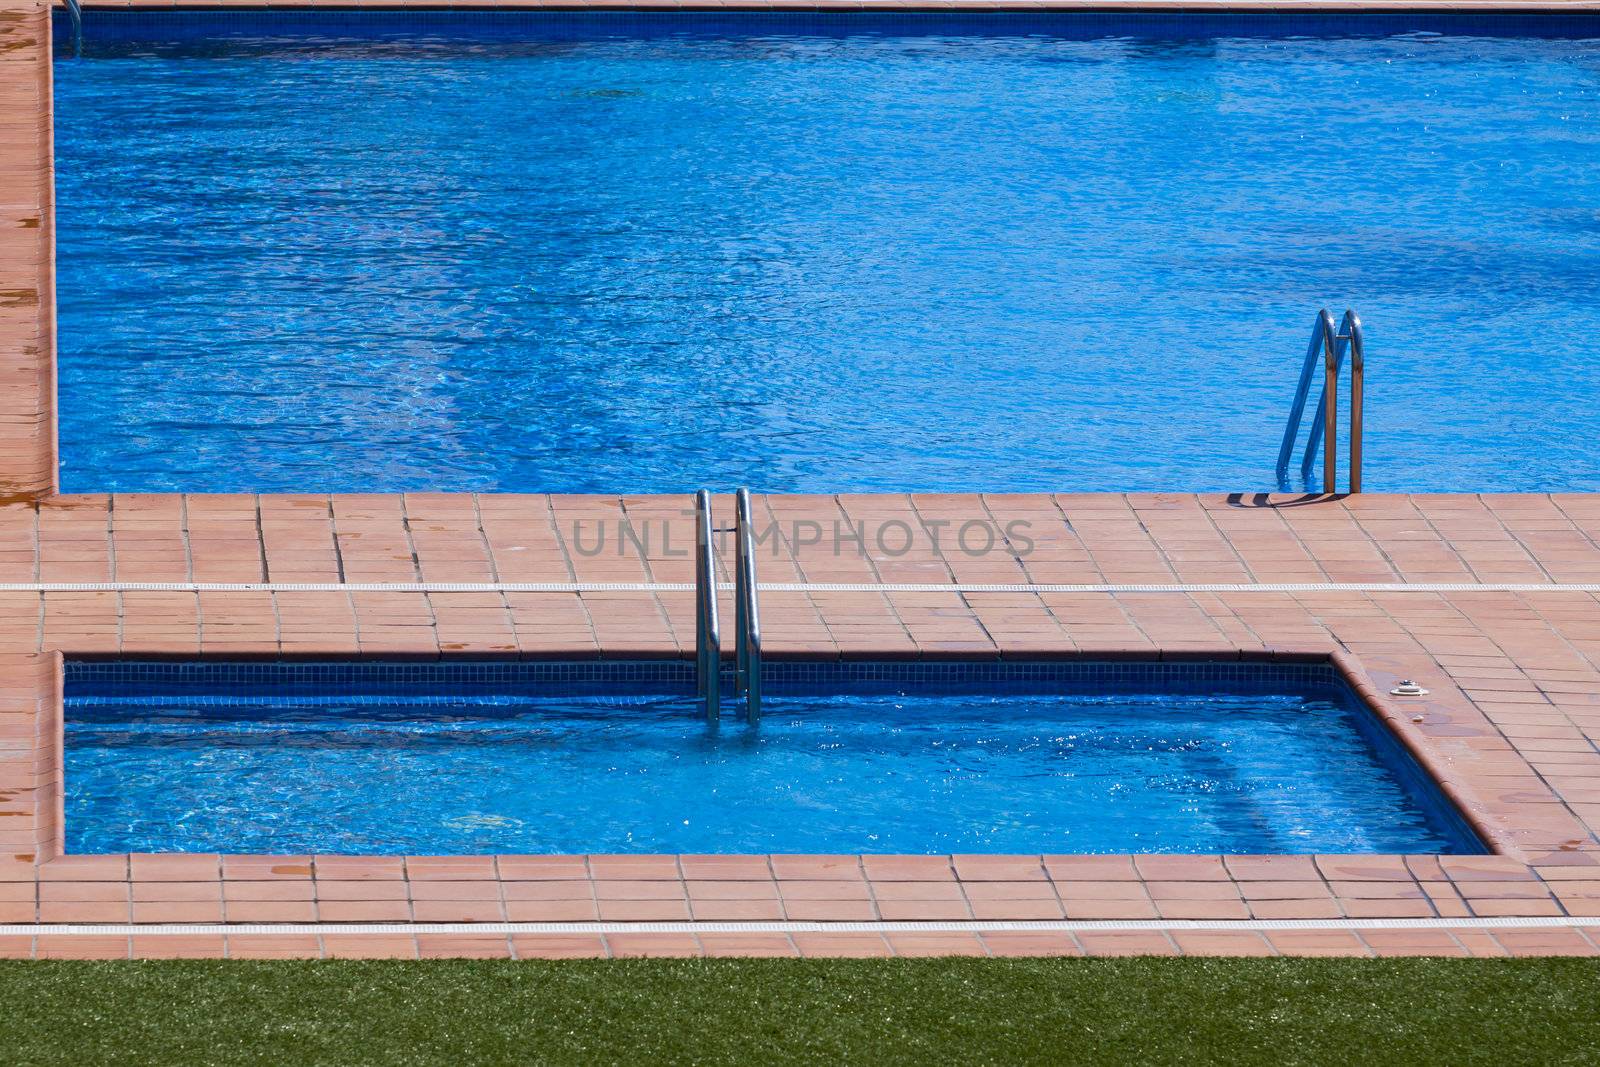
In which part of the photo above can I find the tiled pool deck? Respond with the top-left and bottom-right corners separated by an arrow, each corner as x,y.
7,0 -> 1600,958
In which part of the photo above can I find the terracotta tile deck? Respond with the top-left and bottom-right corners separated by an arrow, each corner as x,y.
10,0 -> 1600,957
0,490 -> 1598,956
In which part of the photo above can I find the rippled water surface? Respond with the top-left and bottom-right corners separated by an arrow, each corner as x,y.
66,690 -> 1476,855
52,21 -> 1600,492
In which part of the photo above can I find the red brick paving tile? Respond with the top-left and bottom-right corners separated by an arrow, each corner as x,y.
1491,929 -> 1600,956
783,899 -> 879,921
411,901 -> 508,922
685,880 -> 779,900
872,881 -> 966,901
408,880 -> 502,901
979,932 -> 1082,957
495,856 -> 589,880
501,880 -> 595,901
1469,899 -> 1563,917
885,933 -> 988,957
596,900 -> 692,921
1237,880 -> 1337,901
322,936 -> 418,960
504,899 -> 600,921
416,935 -> 514,959
953,856 -> 1046,881
312,857 -> 405,881
1247,898 -> 1348,920
775,879 -> 872,901
678,856 -> 773,880
1169,932 -> 1277,957
224,900 -> 319,923
876,900 -> 973,921
37,855 -> 126,881
1314,856 -> 1414,882
592,879 -> 687,901
223,880 -> 315,902
0,936 -> 33,960
605,934 -> 703,958
1043,855 -> 1138,881
315,900 -> 413,922
690,899 -> 787,921
696,934 -> 799,958
131,936 -> 229,960
1133,856 -> 1231,882
1224,856 -> 1323,881
1156,900 -> 1252,920
315,879 -> 409,901
129,854 -> 221,882
1265,931 -> 1372,957
971,898 -> 1066,920
36,936 -> 129,960
226,935 -> 324,960
39,900 -> 131,923
1447,930 -> 1512,957
132,881 -> 221,903
1076,932 -> 1178,957
38,881 -> 124,903
510,935 -> 609,959
862,856 -> 956,881
221,856 -> 313,881
587,856 -> 682,880
1340,899 -> 1437,919
790,933 -> 893,958
1359,930 -> 1471,957
406,856 -> 498,881
770,855 -> 861,881
134,901 -> 225,923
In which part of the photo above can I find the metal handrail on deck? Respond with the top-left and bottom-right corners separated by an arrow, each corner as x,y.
733,488 -> 762,725
693,490 -> 720,723
61,0 -> 83,58
1276,308 -> 1365,494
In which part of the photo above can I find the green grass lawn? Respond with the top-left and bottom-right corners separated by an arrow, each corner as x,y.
1,957 -> 1596,1065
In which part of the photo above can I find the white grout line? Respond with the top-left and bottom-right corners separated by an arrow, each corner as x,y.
3,581 -> 1599,594
7,917 -> 1600,936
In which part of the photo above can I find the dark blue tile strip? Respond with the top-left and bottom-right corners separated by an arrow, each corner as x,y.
66,656 -> 1339,701
53,9 -> 1600,49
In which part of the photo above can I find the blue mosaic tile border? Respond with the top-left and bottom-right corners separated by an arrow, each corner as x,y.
66,657 -> 1346,703
55,9 -> 1600,49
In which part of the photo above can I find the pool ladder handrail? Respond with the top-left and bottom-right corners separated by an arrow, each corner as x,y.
694,490 -> 721,723
60,0 -> 83,58
1276,308 -> 1365,494
733,488 -> 762,725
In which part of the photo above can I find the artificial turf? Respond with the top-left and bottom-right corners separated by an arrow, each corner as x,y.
1,957 -> 1595,1065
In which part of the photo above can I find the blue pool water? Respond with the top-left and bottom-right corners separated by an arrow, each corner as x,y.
64,660 -> 1480,855
52,14 -> 1600,494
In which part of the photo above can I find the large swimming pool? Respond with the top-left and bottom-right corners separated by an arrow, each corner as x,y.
53,13 -> 1600,494
64,658 -> 1481,855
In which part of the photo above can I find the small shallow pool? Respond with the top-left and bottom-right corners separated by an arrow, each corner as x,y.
64,659 -> 1483,855
51,12 -> 1600,494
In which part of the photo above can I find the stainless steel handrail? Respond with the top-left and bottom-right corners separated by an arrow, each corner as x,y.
733,488 -> 762,725
59,0 -> 83,58
1276,308 -> 1364,494
694,490 -> 720,723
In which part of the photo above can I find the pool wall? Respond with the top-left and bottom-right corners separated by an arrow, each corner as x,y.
47,648 -> 1499,858
60,653 -> 1493,857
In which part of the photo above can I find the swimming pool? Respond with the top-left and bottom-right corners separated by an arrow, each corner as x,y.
52,13 -> 1600,494
63,659 -> 1482,856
